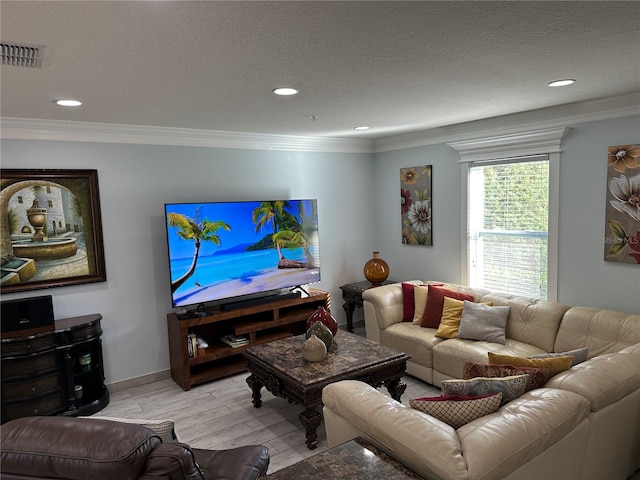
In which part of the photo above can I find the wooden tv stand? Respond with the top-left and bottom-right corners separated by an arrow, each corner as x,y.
167,289 -> 330,390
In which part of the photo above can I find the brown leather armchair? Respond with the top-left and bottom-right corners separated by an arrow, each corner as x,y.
0,416 -> 269,480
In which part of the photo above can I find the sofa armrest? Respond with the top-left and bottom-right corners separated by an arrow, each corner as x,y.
140,443 -> 204,480
322,380 -> 590,480
620,343 -> 640,355
362,282 -> 414,341
191,446 -> 270,479
545,352 -> 640,411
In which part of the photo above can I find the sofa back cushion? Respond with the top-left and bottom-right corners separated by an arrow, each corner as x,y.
0,416 -> 161,480
479,293 -> 570,352
554,306 -> 640,356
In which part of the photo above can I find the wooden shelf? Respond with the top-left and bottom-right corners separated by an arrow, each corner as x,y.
167,289 -> 330,390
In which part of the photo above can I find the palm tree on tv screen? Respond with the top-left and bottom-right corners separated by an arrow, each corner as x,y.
251,200 -> 291,261
273,201 -> 318,268
167,207 -> 231,293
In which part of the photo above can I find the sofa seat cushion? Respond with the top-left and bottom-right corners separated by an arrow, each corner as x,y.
458,388 -> 590,480
380,322 -> 444,369
545,352 -> 640,411
0,416 -> 161,480
433,338 -> 546,381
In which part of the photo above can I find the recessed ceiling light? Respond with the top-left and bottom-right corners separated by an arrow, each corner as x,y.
354,126 -> 370,131
548,79 -> 576,87
55,99 -> 82,106
273,87 -> 298,96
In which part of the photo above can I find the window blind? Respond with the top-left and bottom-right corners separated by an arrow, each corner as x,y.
468,156 -> 549,299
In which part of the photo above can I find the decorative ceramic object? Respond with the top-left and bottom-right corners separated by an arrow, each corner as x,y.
302,334 -> 327,362
306,306 -> 338,337
306,321 -> 333,351
363,251 -> 389,286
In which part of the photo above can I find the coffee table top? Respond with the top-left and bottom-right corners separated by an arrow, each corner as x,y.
267,437 -> 423,479
243,330 -> 409,388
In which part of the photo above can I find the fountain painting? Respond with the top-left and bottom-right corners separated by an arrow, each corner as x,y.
1,169 -> 106,293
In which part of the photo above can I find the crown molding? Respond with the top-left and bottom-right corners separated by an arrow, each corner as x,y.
448,127 -> 571,163
2,93 -> 637,155
0,118 -> 374,154
373,92 -> 640,153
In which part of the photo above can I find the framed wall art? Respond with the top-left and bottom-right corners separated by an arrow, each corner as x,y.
1,169 -> 107,293
604,144 -> 640,264
401,165 -> 432,246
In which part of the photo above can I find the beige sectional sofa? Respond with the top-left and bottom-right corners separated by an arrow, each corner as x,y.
322,281 -> 640,480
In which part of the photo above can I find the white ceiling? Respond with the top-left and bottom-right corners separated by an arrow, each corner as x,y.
1,1 -> 639,142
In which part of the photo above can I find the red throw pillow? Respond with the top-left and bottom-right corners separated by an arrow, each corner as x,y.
401,282 -> 416,322
421,285 -> 474,328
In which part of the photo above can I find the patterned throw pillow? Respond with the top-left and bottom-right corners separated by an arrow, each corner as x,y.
462,362 -> 549,392
487,352 -> 573,378
421,285 -> 475,328
441,374 -> 529,405
529,347 -> 589,366
409,393 -> 502,429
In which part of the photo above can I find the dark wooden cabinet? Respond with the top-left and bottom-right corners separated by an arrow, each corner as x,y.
167,289 -> 330,390
1,314 -> 109,424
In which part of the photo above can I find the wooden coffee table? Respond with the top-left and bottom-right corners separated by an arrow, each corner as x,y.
242,330 -> 410,449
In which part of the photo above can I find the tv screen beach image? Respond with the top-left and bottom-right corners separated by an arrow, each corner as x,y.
164,199 -> 320,307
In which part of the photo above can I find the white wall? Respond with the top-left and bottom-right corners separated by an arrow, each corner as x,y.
2,114 -> 638,385
0,140 -> 376,384
372,115 -> 640,314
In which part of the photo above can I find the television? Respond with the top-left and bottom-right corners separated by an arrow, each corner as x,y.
163,199 -> 320,309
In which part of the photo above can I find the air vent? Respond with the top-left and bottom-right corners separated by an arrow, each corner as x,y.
1,43 -> 46,68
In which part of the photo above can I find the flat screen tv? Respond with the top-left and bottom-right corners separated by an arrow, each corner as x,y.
164,199 -> 320,308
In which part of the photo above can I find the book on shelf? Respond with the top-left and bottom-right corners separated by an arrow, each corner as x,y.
187,333 -> 207,357
220,334 -> 249,348
187,333 -> 196,357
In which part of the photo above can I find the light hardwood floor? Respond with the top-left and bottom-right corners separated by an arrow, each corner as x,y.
97,324 -> 439,474
97,368 -> 439,474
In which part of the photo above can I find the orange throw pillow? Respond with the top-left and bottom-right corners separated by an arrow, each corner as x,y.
487,352 -> 573,378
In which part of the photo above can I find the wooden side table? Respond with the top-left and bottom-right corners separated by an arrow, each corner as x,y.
339,280 -> 395,333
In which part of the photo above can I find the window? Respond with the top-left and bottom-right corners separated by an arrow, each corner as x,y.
449,127 -> 569,301
468,157 -> 549,299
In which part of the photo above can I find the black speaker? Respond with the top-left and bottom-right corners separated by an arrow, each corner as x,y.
1,295 -> 55,337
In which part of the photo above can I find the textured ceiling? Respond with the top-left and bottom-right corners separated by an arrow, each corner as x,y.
1,1 -> 639,140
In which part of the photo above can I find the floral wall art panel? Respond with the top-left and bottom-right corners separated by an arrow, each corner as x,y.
605,144 -> 640,264
401,165 -> 432,246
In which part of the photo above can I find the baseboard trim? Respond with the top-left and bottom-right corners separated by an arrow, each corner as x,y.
106,369 -> 171,393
